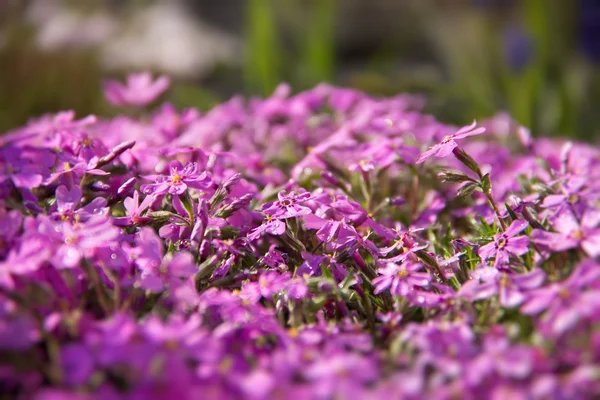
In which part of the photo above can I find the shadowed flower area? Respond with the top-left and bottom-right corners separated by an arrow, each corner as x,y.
0,73 -> 599,399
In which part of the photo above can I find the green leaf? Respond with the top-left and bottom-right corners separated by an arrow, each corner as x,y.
505,203 -> 519,221
148,211 -> 175,220
481,173 -> 492,193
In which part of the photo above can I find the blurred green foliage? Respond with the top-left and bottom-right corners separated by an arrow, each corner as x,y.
1,0 -> 599,140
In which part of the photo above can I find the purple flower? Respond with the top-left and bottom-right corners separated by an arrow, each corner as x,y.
141,162 -> 212,196
0,235 -> 52,287
0,314 -> 40,351
247,216 -> 286,241
302,352 -> 378,399
416,120 -> 486,164
459,267 -> 545,308
541,175 -> 592,216
0,209 -> 22,258
113,191 -> 154,226
46,158 -> 109,185
466,329 -> 535,386
37,215 -> 119,269
479,219 -> 530,268
262,190 -> 312,219
247,191 -> 312,241
0,146 -> 49,189
53,185 -> 108,222
132,227 -> 197,292
372,261 -> 431,296
259,245 -> 288,271
240,271 -> 291,302
520,260 -> 600,336
103,72 -> 170,107
532,208 -> 600,257
60,343 -> 95,386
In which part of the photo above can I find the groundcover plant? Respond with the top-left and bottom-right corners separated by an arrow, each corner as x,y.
1,74 -> 599,399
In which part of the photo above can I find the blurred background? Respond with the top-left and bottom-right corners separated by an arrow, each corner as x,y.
1,0 -> 599,139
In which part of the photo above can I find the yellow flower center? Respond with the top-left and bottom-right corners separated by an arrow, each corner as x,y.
63,162 -> 72,171
442,135 -> 453,143
397,269 -> 408,278
497,236 -> 507,248
568,194 -> 579,204
218,357 -> 234,373
288,327 -> 299,338
164,339 -> 178,350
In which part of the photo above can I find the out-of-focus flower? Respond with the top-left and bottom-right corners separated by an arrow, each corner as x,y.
372,261 -> 431,296
532,208 -> 600,257
502,26 -> 535,73
103,72 -> 170,107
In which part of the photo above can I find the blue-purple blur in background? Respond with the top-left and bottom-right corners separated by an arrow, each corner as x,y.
580,0 -> 600,62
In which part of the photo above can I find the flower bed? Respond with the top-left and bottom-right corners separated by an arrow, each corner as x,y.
1,75 -> 599,399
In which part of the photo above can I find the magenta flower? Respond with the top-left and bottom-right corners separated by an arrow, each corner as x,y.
259,244 -> 288,271
372,261 -> 431,296
239,271 -> 291,303
53,185 -> 107,222
465,330 -> 535,386
541,175 -> 593,216
46,158 -> 109,185
37,215 -> 119,268
459,267 -> 545,308
479,219 -> 530,268
141,162 -> 212,196
113,191 -> 154,226
132,228 -> 197,292
247,216 -> 286,241
416,120 -> 486,164
262,190 -> 312,219
0,209 -> 22,258
0,145 -> 49,189
532,208 -> 600,257
248,191 -> 312,240
520,260 -> 600,336
103,72 -> 170,107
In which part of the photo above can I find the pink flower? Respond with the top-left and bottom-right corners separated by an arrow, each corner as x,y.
416,120 -> 486,164
141,162 -> 212,196
113,191 -> 154,226
103,72 -> 170,107
479,219 -> 530,268
532,208 -> 600,257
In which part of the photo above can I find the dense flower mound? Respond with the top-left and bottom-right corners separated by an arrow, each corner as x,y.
1,75 -> 600,399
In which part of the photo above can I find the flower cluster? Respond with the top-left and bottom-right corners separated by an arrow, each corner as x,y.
0,74 -> 599,399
